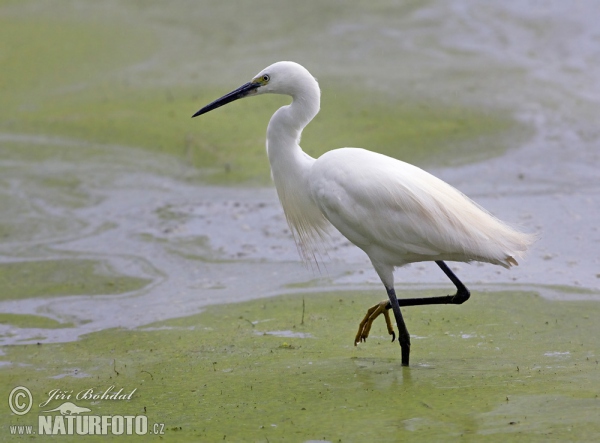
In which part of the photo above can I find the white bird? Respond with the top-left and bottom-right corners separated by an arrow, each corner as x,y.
192,61 -> 535,366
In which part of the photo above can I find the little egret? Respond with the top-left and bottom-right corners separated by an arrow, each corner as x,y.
192,61 -> 535,366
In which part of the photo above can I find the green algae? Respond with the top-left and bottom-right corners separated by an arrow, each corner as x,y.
0,260 -> 151,301
0,1 -> 530,185
0,313 -> 73,330
0,3 -> 588,440
1,290 -> 598,441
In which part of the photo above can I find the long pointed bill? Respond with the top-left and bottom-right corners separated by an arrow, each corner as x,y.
192,82 -> 260,118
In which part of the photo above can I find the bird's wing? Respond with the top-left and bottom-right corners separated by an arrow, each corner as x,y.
309,148 -> 528,266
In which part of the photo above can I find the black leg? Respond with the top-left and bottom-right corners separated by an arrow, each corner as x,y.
386,287 -> 411,366
384,261 -> 470,309
354,261 -> 470,363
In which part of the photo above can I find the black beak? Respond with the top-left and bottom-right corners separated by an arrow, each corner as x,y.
192,82 -> 261,118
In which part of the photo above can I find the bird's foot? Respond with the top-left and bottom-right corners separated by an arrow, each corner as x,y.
354,300 -> 395,345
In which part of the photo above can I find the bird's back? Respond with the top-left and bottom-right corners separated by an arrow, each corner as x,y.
309,148 -> 534,268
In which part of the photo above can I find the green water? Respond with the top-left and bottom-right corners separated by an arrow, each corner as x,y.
2,290 -> 599,441
0,0 -> 525,184
1,1 -> 597,441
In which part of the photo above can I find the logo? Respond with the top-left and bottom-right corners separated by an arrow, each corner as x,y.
8,386 -> 32,416
42,402 -> 91,415
7,385 -> 165,437
38,386 -> 137,408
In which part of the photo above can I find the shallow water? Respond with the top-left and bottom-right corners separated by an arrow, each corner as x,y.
1,0 -> 599,349
2,289 -> 599,440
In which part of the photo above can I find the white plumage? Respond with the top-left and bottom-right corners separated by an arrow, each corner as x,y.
310,147 -> 529,284
193,61 -> 535,365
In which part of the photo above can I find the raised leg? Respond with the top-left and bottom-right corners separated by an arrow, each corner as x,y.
354,261 -> 470,363
391,261 -> 470,307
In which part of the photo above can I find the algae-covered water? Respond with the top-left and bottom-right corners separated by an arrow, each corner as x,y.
3,290 -> 600,441
1,1 -> 599,441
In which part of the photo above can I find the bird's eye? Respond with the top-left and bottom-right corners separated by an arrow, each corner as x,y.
262,74 -> 270,83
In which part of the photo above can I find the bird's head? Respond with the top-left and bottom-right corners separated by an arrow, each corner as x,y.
192,61 -> 317,118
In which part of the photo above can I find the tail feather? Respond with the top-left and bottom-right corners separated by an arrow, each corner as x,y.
506,256 -> 519,267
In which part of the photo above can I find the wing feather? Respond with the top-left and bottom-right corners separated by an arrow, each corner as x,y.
310,148 -> 534,267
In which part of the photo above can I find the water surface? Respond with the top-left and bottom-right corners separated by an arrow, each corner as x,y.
0,0 -> 598,343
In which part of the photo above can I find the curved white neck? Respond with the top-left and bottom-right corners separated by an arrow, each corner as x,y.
263,80 -> 330,261
266,85 -> 320,167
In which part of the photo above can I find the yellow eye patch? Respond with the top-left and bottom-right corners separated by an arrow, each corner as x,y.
253,74 -> 270,85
